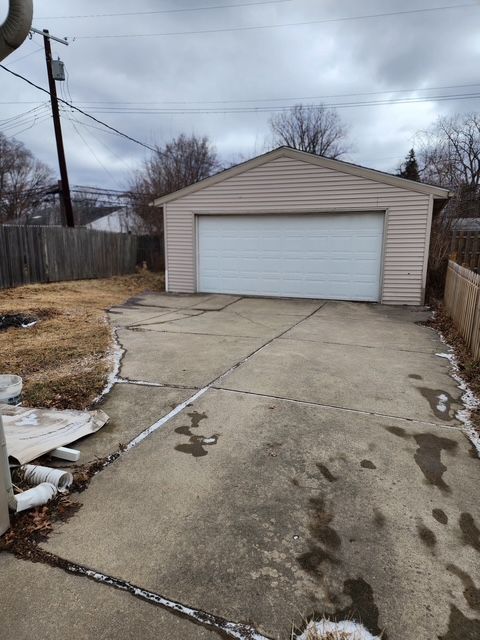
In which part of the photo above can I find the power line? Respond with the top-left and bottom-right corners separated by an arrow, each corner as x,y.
62,112 -> 137,173
53,82 -> 480,106
0,64 -> 157,152
70,3 -> 478,39
36,0 -> 294,20
6,43 -> 44,67
63,91 -> 480,115
0,103 -> 48,125
3,80 -> 480,108
62,106 -> 123,188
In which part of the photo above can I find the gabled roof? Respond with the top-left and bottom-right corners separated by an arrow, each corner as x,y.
153,146 -> 451,206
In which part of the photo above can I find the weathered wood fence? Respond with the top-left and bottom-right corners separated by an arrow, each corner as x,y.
0,225 -> 139,289
444,260 -> 480,360
451,230 -> 480,272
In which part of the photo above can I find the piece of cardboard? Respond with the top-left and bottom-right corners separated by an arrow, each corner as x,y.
0,404 -> 109,464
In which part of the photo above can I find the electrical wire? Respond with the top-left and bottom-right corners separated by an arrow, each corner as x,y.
5,43 -> 44,67
61,91 -> 480,115
4,81 -> 480,108
69,3 -> 478,39
62,106 -> 125,188
0,64 -> 157,152
0,103 -> 49,126
47,82 -> 480,107
36,0 -> 294,20
65,114 -> 137,173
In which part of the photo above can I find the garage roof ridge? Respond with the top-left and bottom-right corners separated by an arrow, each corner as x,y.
153,146 -> 451,206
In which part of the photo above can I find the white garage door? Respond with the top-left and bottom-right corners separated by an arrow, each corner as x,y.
197,213 -> 384,301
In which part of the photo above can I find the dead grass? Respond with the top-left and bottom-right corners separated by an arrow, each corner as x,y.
0,272 -> 164,409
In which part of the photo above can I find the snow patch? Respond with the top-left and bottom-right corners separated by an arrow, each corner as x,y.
436,393 -> 449,413
295,619 -> 380,640
95,327 -> 124,402
435,340 -> 480,457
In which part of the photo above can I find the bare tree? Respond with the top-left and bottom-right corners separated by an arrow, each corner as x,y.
0,132 -> 53,223
268,104 -> 349,158
418,113 -> 480,192
128,134 -> 220,236
416,114 -> 480,298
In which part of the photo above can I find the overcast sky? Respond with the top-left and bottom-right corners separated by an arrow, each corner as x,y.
1,0 -> 479,190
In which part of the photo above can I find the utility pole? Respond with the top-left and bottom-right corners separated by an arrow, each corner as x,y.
37,28 -> 74,227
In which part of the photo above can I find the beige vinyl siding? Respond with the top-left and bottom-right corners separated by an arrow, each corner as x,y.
165,156 -> 432,304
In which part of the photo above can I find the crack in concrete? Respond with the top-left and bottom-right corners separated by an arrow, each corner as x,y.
95,301 -> 328,469
213,387 -> 465,432
116,379 -> 197,391
278,335 -> 439,355
11,546 -> 270,640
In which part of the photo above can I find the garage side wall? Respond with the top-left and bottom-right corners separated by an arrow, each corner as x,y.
165,156 -> 431,304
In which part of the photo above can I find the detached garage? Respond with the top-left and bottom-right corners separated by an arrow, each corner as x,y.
155,147 -> 450,305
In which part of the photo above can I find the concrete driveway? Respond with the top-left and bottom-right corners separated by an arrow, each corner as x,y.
3,293 -> 480,639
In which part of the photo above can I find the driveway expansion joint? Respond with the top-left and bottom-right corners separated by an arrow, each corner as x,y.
97,300 -> 328,469
278,335 -> 439,354
214,386 -> 465,432
12,546 -> 270,640
116,378 -> 198,391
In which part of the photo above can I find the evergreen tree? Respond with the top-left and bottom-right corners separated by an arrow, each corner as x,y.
397,148 -> 420,181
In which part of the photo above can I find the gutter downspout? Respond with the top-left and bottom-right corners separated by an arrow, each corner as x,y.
0,0 -> 33,62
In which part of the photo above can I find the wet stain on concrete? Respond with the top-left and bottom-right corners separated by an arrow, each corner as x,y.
308,496 -> 341,549
297,546 -> 340,576
360,459 -> 376,470
174,411 -> 219,457
433,508 -> 449,525
438,604 -> 480,639
413,433 -> 458,492
331,577 -> 385,639
385,426 -> 408,439
417,522 -> 437,548
459,513 -> 480,553
447,565 -> 480,611
373,508 -> 386,528
418,387 -> 455,421
297,496 -> 341,577
316,463 -> 338,483
409,374 -> 423,380
189,411 -> 208,429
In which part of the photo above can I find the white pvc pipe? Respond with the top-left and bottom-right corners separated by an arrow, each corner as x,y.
14,482 -> 57,513
22,464 -> 73,490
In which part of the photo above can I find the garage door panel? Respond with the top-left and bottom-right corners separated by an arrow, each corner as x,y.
198,214 -> 384,301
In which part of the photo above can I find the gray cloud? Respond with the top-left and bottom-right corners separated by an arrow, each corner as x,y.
1,0 -> 478,188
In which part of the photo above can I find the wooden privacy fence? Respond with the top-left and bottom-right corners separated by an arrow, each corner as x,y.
0,225 -> 139,289
451,230 -> 480,272
444,260 -> 480,360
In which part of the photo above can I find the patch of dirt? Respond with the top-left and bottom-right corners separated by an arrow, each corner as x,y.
424,306 -> 480,438
0,272 -> 164,409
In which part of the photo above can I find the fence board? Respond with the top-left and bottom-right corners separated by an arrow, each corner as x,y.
451,230 -> 480,272
444,260 -> 480,360
0,225 -> 139,289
